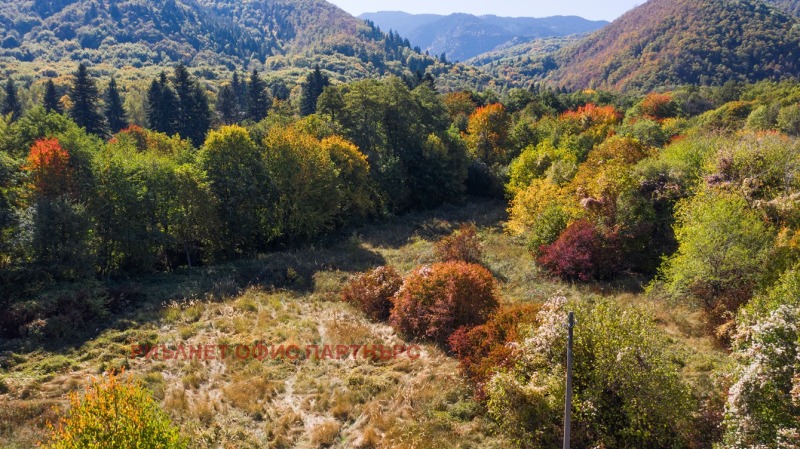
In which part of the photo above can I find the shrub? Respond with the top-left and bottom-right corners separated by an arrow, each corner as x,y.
41,371 -> 186,449
434,223 -> 482,264
658,189 -> 773,335
537,220 -> 622,281
722,305 -> 800,448
341,266 -> 403,321
448,303 -> 540,399
486,297 -> 693,449
390,262 -> 499,345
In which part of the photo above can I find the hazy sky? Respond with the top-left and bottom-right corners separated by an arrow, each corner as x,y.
327,0 -> 643,21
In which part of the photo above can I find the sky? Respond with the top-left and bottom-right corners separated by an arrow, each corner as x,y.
327,0 -> 643,22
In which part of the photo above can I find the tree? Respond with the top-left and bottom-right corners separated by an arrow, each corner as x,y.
198,126 -> 273,256
659,188 -> 774,332
69,63 -> 106,136
231,71 -> 248,116
466,103 -> 511,165
43,79 -> 62,114
216,84 -> 238,126
2,79 -> 21,121
41,371 -> 186,449
146,73 -> 179,136
299,65 -> 330,116
104,77 -> 128,134
172,64 -> 211,145
246,69 -> 270,122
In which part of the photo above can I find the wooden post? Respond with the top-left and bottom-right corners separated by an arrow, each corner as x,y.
563,311 -> 574,449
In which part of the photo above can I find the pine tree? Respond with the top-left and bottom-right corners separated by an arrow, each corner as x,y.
146,72 -> 179,136
104,77 -> 128,134
43,79 -> 62,114
299,65 -> 330,116
216,84 -> 238,125
231,71 -> 248,118
2,79 -> 21,121
69,63 -> 107,136
172,64 -> 211,145
246,69 -> 270,122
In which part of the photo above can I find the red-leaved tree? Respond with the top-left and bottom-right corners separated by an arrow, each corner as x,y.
25,138 -> 72,199
537,220 -> 622,281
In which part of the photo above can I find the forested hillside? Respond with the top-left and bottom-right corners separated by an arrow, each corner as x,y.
0,0 -> 456,85
547,0 -> 800,90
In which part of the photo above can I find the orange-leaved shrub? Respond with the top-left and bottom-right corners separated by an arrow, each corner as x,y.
41,370 -> 185,449
448,303 -> 540,399
390,262 -> 499,345
341,266 -> 403,321
537,220 -> 622,281
434,223 -> 483,264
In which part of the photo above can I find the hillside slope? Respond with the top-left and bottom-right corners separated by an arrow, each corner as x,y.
548,0 -> 800,91
360,11 -> 607,61
765,0 -> 800,16
0,0 -> 440,81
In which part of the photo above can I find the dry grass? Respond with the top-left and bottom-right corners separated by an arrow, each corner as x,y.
0,197 -> 726,448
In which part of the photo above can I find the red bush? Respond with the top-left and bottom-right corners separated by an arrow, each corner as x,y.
435,223 -> 483,264
389,262 -> 499,345
341,266 -> 403,321
448,303 -> 540,399
537,220 -> 622,281
639,93 -> 678,122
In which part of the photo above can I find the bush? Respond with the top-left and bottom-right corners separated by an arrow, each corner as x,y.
486,297 -> 693,449
448,303 -> 540,399
722,305 -> 800,448
537,220 -> 622,281
341,266 -> 403,321
390,262 -> 499,345
658,189 -> 773,335
42,371 -> 186,449
434,223 -> 482,264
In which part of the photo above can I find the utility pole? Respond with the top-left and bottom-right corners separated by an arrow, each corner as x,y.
563,311 -> 574,449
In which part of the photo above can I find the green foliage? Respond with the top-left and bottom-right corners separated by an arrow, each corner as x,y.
68,64 -> 107,137
198,125 -> 272,256
262,126 -> 340,240
246,69 -> 270,123
2,79 -> 21,121
104,77 -> 128,134
777,103 -> 800,136
486,297 -> 693,449
42,371 -> 186,449
300,65 -> 330,117
658,189 -> 774,330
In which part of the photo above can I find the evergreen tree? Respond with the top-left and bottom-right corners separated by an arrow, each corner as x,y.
146,72 -> 179,136
216,84 -> 238,125
2,78 -> 21,121
246,69 -> 270,122
69,63 -> 107,136
43,79 -> 62,114
104,77 -> 128,134
231,71 -> 248,118
172,64 -> 211,145
299,65 -> 330,116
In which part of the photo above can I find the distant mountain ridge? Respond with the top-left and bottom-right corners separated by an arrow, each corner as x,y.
359,11 -> 608,61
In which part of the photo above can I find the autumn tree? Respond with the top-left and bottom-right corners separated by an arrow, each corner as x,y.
466,103 -> 511,165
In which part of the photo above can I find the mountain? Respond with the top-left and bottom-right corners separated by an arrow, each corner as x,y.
359,11 -> 608,61
0,0 -> 443,82
546,0 -> 800,91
